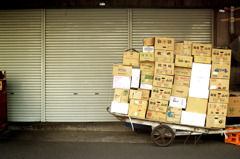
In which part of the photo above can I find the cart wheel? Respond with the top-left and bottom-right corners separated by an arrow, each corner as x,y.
151,125 -> 175,147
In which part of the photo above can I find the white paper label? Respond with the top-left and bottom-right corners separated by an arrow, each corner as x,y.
213,72 -> 218,75
210,85 -> 217,89
134,112 -> 138,116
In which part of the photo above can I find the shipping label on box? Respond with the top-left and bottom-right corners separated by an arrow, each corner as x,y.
123,52 -> 139,66
174,42 -> 183,55
148,98 -> 168,112
140,52 -> 154,62
212,49 -> 231,62
140,63 -> 155,72
141,71 -> 154,85
209,90 -> 229,104
155,50 -> 174,63
210,78 -> 229,91
143,37 -> 155,46
153,74 -> 173,88
113,76 -> 131,89
174,67 -> 191,77
131,69 -> 140,88
190,76 -> 210,90
169,96 -> 187,109
180,111 -> 206,127
111,101 -> 129,115
192,43 -> 212,56
143,46 -> 154,53
227,97 -> 240,117
194,56 -> 212,64
113,89 -> 130,103
138,88 -> 150,100
171,85 -> 189,98
186,97 -> 208,114
113,64 -> 132,77
128,100 -> 148,119
155,37 -> 175,50
129,89 -> 142,100
211,61 -> 231,79
140,84 -> 152,90
206,115 -> 226,128
191,63 -> 211,79
166,106 -> 182,123
155,62 -> 174,75
174,75 -> 190,87
146,110 -> 167,121
175,55 -> 193,68
151,86 -> 171,101
183,41 -> 193,56
188,87 -> 209,99
207,103 -> 227,116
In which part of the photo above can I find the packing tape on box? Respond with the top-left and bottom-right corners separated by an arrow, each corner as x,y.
128,116 -> 135,131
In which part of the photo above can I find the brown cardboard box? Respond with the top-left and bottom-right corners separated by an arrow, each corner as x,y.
123,52 -> 139,66
171,85 -> 189,98
212,49 -> 231,62
148,98 -> 168,112
207,103 -> 228,116
186,97 -> 208,114
174,42 -> 183,55
210,78 -> 229,91
155,37 -> 175,50
209,90 -> 229,104
128,100 -> 148,119
140,63 -> 155,72
211,61 -> 231,79
113,89 -> 130,103
113,64 -> 132,77
153,74 -> 174,88
129,89 -> 142,100
141,71 -> 154,85
192,43 -> 212,56
174,67 -> 191,77
175,55 -> 193,68
194,56 -> 212,64
151,86 -> 171,101
155,62 -> 174,75
155,50 -> 174,63
227,97 -> 240,117
206,115 -> 226,128
143,37 -> 155,46
174,75 -> 190,87
138,89 -> 150,100
146,110 -> 167,121
183,41 -> 193,56
140,53 -> 154,62
166,106 -> 182,123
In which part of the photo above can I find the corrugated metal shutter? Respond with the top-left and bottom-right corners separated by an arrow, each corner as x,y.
45,9 -> 129,121
0,9 -> 42,121
132,9 -> 213,51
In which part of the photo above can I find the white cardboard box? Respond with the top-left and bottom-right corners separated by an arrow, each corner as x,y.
140,84 -> 152,90
169,96 -> 187,109
113,76 -> 131,89
188,87 -> 209,99
191,63 -> 211,78
143,46 -> 154,53
180,111 -> 206,127
111,101 -> 129,114
190,76 -> 210,90
131,69 -> 140,88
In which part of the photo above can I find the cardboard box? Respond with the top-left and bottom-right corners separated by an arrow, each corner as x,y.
192,43 -> 212,56
151,86 -> 171,101
212,49 -> 231,62
210,78 -> 229,91
146,110 -> 167,121
148,98 -> 168,112
171,85 -> 189,98
169,96 -> 187,109
140,52 -> 154,62
175,55 -> 193,68
188,87 -> 209,99
174,42 -> 183,55
183,41 -> 193,56
190,77 -> 210,90
174,75 -> 190,87
113,89 -> 129,103
111,101 -> 129,115
155,50 -> 174,63
155,62 -> 174,75
206,115 -> 226,128
128,100 -> 148,119
141,71 -> 153,85
140,63 -> 155,72
207,103 -> 228,116
155,37 -> 175,50
166,107 -> 182,123
113,64 -> 132,77
227,97 -> 240,117
174,67 -> 191,77
209,90 -> 229,104
138,89 -> 150,100
211,61 -> 231,79
194,56 -> 212,64
180,111 -> 206,127
153,74 -> 173,88
123,52 -> 139,66
191,63 -> 211,78
129,89 -> 142,100
140,84 -> 152,90
143,37 -> 155,46
113,76 -> 131,89
143,46 -> 154,53
131,69 -> 140,88
186,97 -> 208,114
